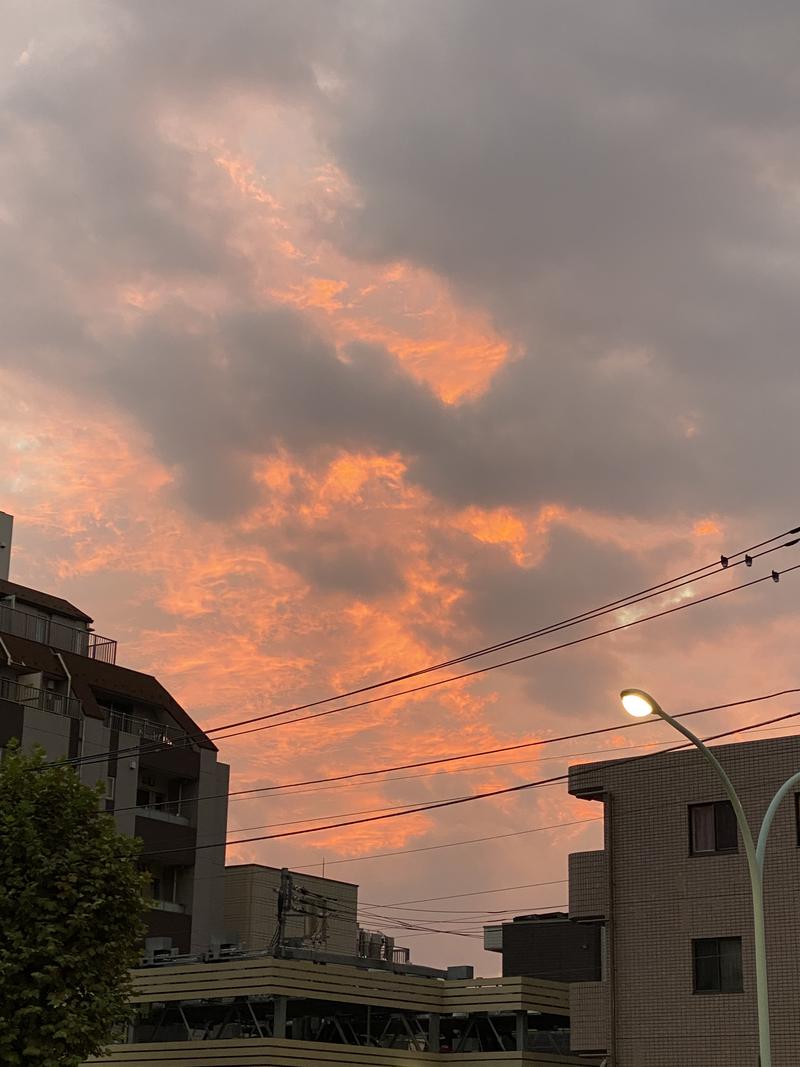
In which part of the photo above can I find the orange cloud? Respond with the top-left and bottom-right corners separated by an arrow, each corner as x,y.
211,140 -> 514,404
694,517 -> 722,537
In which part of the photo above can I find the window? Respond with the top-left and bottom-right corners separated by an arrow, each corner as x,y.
693,937 -> 743,993
689,800 -> 737,854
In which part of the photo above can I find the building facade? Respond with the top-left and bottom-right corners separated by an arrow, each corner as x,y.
224,864 -> 360,956
0,515 -> 229,955
84,953 -> 592,1064
567,734 -> 800,1066
484,912 -> 602,985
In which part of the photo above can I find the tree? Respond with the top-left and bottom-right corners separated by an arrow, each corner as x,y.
0,742 -> 149,1066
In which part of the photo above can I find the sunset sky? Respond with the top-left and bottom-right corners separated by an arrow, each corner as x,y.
4,0 -> 800,971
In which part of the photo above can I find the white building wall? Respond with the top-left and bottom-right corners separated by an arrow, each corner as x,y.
190,749 -> 230,953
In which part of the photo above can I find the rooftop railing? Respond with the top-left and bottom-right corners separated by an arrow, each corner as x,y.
0,676 -> 82,719
105,708 -> 187,745
0,601 -> 117,664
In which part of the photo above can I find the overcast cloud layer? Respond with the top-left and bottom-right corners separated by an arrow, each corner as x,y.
3,0 -> 800,969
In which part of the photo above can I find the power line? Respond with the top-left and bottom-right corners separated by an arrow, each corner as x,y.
224,794 -> 477,835
291,818 -> 602,871
46,528 -> 800,771
233,720 -> 799,805
208,560 -> 799,742
367,879 -> 569,908
115,686 -> 800,815
203,536 -> 796,736
140,705 -> 800,860
289,722 -> 800,873
205,717 -> 800,839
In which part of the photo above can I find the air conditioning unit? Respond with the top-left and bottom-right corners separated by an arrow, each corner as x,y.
205,941 -> 242,961
141,937 -> 179,965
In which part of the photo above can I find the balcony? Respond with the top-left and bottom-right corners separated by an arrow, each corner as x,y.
136,804 -> 190,826
0,602 -> 117,664
106,709 -> 187,745
0,676 -> 82,719
150,899 -> 186,914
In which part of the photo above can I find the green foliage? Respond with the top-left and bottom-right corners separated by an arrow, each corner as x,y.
0,742 -> 149,1066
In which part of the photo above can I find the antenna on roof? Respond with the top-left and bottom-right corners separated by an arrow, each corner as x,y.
0,512 -> 12,581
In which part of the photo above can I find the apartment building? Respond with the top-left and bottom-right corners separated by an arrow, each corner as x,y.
567,734 -> 800,1066
0,512 -> 229,954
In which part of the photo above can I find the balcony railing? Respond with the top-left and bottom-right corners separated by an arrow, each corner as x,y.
106,708 -> 186,744
0,676 -> 82,719
0,601 -> 117,664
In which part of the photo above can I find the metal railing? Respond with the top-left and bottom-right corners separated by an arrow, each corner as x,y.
0,601 -> 117,664
0,676 -> 82,719
106,708 -> 186,744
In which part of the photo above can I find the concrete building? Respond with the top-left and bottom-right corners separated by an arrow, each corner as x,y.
224,864 -> 360,956
84,953 -> 593,1064
223,862 -> 415,972
567,734 -> 800,1066
0,512 -> 230,955
484,912 -> 602,985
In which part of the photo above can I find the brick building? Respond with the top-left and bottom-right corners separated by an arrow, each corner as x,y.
567,734 -> 800,1065
0,512 -> 230,954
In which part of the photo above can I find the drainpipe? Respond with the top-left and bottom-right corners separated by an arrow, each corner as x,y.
0,635 -> 11,666
55,651 -> 75,704
55,651 -> 84,764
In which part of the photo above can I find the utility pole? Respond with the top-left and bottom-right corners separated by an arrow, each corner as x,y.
275,867 -> 293,958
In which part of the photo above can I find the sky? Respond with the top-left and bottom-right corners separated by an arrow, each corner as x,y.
3,0 -> 800,972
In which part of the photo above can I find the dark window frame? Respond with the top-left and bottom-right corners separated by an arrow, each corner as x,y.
688,800 -> 738,856
692,937 -> 744,994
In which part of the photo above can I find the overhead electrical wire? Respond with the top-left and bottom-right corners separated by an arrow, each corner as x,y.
115,685 -> 800,816
366,879 -> 569,908
224,718 -> 799,807
140,704 -> 800,860
46,527 -> 800,772
200,534 -> 798,736
290,818 -> 602,871
204,718 -> 800,839
206,559 -> 800,743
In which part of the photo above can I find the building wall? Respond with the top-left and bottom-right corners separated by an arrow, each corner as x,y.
0,513 -> 12,581
224,864 -> 359,956
502,917 -> 602,984
21,705 -> 72,760
568,735 -> 800,1067
190,750 -> 230,954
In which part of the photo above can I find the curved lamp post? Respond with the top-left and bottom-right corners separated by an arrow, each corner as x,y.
620,688 -> 800,1067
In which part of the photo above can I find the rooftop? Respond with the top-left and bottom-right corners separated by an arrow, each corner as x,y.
0,577 -> 93,623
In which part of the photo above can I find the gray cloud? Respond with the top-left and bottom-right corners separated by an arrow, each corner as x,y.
269,522 -> 406,599
323,0 -> 800,519
105,308 -> 444,517
4,0 -> 800,532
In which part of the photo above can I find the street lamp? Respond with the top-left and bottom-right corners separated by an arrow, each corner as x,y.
619,688 -> 800,1067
